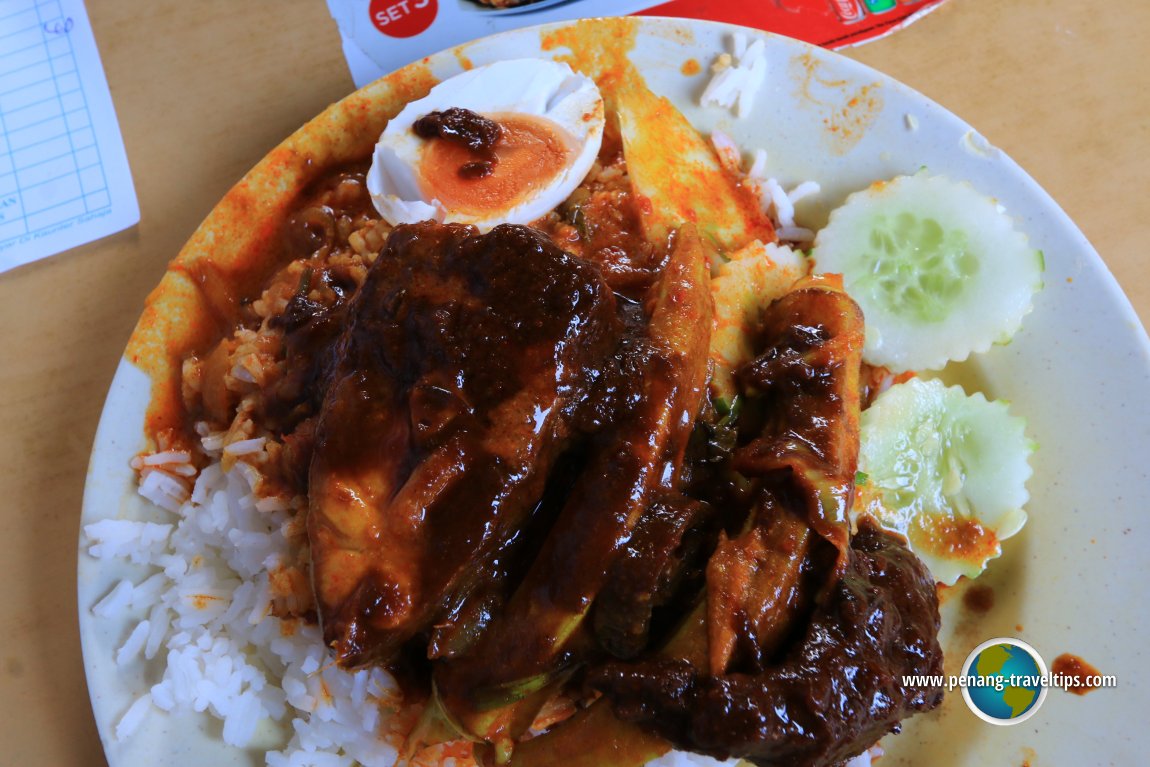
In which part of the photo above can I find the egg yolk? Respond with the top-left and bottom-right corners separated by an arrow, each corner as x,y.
419,113 -> 574,216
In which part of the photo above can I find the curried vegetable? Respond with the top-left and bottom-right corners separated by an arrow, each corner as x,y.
609,65 -> 775,251
708,240 -> 806,402
734,276 -> 866,570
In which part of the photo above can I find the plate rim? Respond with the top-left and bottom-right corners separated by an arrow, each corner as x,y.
78,15 -> 1150,767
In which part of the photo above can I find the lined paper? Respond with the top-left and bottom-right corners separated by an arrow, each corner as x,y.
0,0 -> 138,273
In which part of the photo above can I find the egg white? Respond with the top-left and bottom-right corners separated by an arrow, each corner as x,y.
366,59 -> 605,231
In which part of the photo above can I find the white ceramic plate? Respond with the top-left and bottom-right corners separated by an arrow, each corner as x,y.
79,17 -> 1150,767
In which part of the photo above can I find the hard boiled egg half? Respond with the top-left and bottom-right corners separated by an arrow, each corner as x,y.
367,59 -> 605,231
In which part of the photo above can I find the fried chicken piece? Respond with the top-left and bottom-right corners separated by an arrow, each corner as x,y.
308,222 -> 619,668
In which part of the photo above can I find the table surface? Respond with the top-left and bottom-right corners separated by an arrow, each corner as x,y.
1,0 -> 1146,763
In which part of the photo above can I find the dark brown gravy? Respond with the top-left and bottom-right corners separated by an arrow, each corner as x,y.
1052,653 -> 1104,696
962,583 -> 995,614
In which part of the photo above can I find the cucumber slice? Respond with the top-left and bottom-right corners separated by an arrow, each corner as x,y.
857,377 -> 1034,585
811,173 -> 1043,372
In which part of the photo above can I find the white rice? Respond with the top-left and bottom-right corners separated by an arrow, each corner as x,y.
85,441 -> 403,766
87,440 -> 741,766
225,436 -> 268,456
137,466 -> 192,512
701,32 -> 768,117
116,693 -> 154,740
141,450 -> 193,466
702,35 -> 825,247
708,127 -> 821,245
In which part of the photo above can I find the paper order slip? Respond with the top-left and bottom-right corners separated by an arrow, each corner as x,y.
0,0 -> 137,273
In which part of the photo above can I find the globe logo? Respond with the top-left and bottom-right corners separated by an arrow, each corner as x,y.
961,638 -> 1048,725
